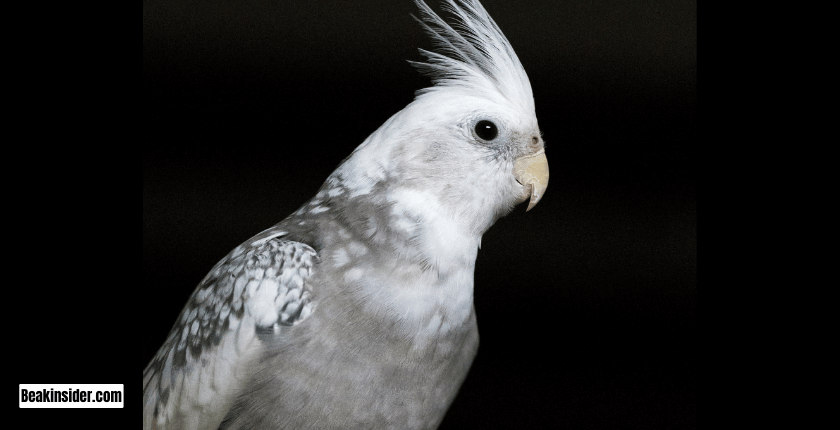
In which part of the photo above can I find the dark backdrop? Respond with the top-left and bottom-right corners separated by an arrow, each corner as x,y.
143,0 -> 696,428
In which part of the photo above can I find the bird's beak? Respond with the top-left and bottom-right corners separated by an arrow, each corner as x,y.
514,149 -> 549,211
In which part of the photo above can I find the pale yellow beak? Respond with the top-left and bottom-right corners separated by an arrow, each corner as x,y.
513,149 -> 549,211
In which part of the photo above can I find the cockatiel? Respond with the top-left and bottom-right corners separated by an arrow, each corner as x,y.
143,0 -> 548,428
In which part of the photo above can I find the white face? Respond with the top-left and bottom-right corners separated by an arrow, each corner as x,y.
363,91 -> 543,233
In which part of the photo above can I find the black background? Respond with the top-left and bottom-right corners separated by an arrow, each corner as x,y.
143,0 -> 695,428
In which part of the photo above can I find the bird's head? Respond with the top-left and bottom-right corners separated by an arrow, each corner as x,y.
328,0 -> 548,238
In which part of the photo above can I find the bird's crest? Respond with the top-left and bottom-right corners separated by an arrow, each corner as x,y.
410,0 -> 534,116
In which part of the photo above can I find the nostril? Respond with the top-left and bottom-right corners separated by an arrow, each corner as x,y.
532,136 -> 539,146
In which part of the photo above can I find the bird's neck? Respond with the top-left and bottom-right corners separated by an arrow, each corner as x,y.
283,176 -> 481,347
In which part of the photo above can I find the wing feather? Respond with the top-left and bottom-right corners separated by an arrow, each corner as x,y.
143,233 -> 318,430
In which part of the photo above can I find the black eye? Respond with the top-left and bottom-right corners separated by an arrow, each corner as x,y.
475,120 -> 498,141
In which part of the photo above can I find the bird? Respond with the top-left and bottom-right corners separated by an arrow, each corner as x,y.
143,0 -> 548,429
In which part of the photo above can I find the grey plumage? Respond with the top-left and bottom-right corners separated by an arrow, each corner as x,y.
143,1 -> 548,429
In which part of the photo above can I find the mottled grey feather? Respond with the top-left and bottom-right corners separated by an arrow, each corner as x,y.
143,234 -> 317,430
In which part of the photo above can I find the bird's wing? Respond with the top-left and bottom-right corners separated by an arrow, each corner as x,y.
143,230 -> 318,430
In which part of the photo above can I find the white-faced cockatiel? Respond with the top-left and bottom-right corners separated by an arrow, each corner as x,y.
143,0 -> 548,428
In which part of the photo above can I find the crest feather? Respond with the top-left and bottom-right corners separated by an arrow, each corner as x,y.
410,0 -> 534,115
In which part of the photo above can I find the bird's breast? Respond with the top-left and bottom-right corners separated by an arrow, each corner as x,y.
233,299 -> 478,429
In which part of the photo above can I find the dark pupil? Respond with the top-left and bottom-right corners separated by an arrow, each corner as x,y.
475,120 -> 498,140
